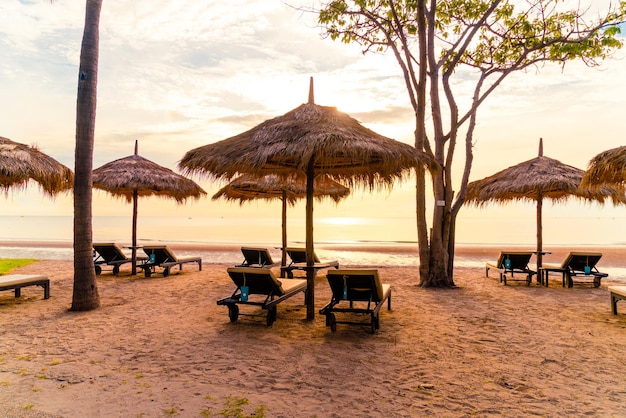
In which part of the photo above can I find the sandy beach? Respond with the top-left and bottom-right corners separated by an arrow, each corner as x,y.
1,248 -> 626,417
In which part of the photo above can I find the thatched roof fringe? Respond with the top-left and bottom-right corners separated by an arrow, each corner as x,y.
179,103 -> 422,188
465,156 -> 616,206
93,154 -> 206,203
581,145 -> 626,188
212,174 -> 350,206
0,136 -> 73,196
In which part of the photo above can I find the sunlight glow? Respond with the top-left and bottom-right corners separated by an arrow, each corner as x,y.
319,217 -> 368,226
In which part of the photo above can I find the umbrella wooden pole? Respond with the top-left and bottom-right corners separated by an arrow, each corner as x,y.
280,190 -> 288,278
131,189 -> 138,275
536,195 -> 543,270
305,154 -> 315,320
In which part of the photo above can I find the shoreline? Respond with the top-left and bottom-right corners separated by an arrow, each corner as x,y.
1,239 -> 624,264
2,239 -> 626,283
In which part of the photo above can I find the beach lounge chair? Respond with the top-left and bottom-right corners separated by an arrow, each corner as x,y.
280,247 -> 340,278
217,267 -> 307,326
485,252 -> 536,285
236,247 -> 278,268
93,243 -> 143,275
609,286 -> 626,315
319,269 -> 392,334
0,274 -> 50,300
539,252 -> 607,288
138,245 -> 202,278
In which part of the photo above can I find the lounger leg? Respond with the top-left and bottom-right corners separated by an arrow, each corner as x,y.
329,313 -> 337,332
370,314 -> 377,334
612,295 -> 618,315
15,287 -> 21,298
43,283 -> 50,299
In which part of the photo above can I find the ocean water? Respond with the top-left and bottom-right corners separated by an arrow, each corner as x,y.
1,215 -> 625,281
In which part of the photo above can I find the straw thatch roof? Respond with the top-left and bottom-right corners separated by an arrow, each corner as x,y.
581,145 -> 626,188
93,154 -> 206,203
465,155 -> 610,206
0,136 -> 73,196
213,174 -> 349,205
179,102 -> 424,187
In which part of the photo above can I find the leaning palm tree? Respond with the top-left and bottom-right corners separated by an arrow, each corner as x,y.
71,0 -> 103,311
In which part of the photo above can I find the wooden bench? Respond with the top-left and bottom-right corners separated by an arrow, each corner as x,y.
0,274 -> 50,299
608,286 -> 626,315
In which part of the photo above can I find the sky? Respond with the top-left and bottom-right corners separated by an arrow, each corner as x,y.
1,0 -> 626,245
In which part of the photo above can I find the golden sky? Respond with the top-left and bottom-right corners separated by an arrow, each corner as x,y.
1,1 -> 625,245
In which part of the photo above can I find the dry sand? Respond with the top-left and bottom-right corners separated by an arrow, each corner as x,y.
1,255 -> 626,417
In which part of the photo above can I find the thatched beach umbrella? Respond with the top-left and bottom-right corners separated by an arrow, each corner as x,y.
1,136 -> 73,196
581,145 -> 626,189
465,138 -> 612,268
180,78 -> 425,319
93,141 -> 206,275
213,173 -> 350,272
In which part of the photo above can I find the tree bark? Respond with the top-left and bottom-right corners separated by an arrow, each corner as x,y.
71,0 -> 102,311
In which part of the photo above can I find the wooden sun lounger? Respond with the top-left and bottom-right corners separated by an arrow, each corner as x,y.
138,245 -> 202,278
93,242 -> 145,275
539,252 -> 607,288
280,247 -> 339,278
0,274 -> 50,300
217,267 -> 307,326
320,269 -> 391,334
608,286 -> 626,315
485,252 -> 536,285
236,247 -> 278,268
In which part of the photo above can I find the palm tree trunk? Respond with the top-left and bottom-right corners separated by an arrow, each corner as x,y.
71,0 -> 102,311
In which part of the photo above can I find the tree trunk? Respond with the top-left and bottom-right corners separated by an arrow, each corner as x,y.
71,0 -> 102,311
420,182 -> 454,287
415,0 -> 431,282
